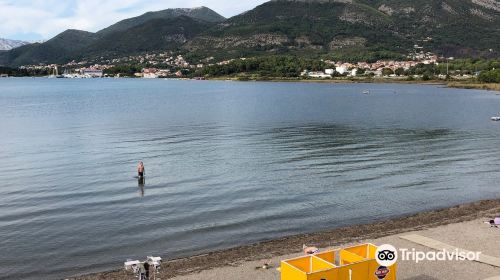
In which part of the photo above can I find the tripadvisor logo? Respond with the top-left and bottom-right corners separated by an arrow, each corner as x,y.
375,244 -> 398,267
374,244 -> 397,280
400,248 -> 481,263
375,244 -> 482,264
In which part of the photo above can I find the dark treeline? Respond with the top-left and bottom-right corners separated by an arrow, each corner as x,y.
195,56 -> 500,82
374,59 -> 500,77
0,66 -> 48,76
196,56 -> 326,78
322,50 -> 405,63
2,57 -> 500,83
437,59 -> 500,73
407,59 -> 500,81
478,69 -> 500,83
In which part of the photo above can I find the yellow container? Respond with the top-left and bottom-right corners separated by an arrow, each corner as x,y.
280,255 -> 336,280
344,243 -> 378,259
315,251 -> 336,264
281,243 -> 397,280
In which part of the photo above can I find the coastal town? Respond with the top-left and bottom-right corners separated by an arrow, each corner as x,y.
14,50 -> 465,80
18,52 -> 193,78
302,53 -> 438,79
2,1 -> 500,280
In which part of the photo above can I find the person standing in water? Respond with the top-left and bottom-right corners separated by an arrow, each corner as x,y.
137,161 -> 145,178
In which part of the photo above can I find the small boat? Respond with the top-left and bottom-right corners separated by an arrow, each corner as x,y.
362,90 -> 370,94
491,117 -> 500,121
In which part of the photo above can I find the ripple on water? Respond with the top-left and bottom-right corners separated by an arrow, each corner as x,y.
1,80 -> 500,280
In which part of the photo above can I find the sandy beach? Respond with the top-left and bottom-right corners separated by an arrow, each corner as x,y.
71,199 -> 500,280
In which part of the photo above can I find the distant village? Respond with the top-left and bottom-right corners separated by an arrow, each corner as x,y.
19,52 -> 194,78
16,49 -> 467,80
302,53 -> 438,79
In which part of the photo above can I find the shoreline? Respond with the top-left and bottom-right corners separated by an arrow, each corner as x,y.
71,198 -> 500,280
446,82 -> 500,91
210,77 -> 500,92
4,76 -> 499,92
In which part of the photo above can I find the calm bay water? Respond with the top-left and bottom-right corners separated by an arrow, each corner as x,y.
1,78 -> 500,279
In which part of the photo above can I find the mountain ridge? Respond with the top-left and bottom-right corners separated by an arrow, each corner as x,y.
97,6 -> 225,36
0,7 -> 224,66
0,38 -> 30,51
0,1 -> 499,67
1,29 -> 97,66
184,0 -> 500,59
81,16 -> 213,59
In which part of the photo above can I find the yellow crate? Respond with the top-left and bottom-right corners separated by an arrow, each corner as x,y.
280,255 -> 336,280
344,243 -> 378,259
281,243 -> 397,280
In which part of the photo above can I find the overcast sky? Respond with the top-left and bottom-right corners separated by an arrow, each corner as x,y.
0,0 -> 269,41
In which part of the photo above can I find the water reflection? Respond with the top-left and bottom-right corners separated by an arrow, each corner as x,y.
265,124 -> 458,162
138,177 -> 145,197
2,80 -> 500,280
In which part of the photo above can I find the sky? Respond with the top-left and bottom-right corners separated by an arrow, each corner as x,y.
0,0 -> 269,41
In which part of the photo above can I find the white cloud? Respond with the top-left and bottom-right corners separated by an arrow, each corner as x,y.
0,0 -> 268,41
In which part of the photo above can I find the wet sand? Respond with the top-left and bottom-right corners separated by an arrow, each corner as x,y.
70,199 -> 500,280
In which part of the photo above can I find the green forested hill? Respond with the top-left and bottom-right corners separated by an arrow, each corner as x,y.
97,6 -> 225,36
185,0 -> 500,59
0,7 -> 224,66
0,30 -> 97,66
80,16 -> 213,59
0,1 -> 499,67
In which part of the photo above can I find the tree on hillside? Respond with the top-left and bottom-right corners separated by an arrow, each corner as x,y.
382,68 -> 393,76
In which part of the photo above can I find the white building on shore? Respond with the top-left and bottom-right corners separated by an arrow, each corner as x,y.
140,68 -> 171,78
335,66 -> 347,75
301,70 -> 331,78
80,68 -> 103,78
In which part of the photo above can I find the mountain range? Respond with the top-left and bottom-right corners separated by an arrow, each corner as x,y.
1,0 -> 499,67
0,7 -> 225,66
187,0 -> 500,59
0,38 -> 30,51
